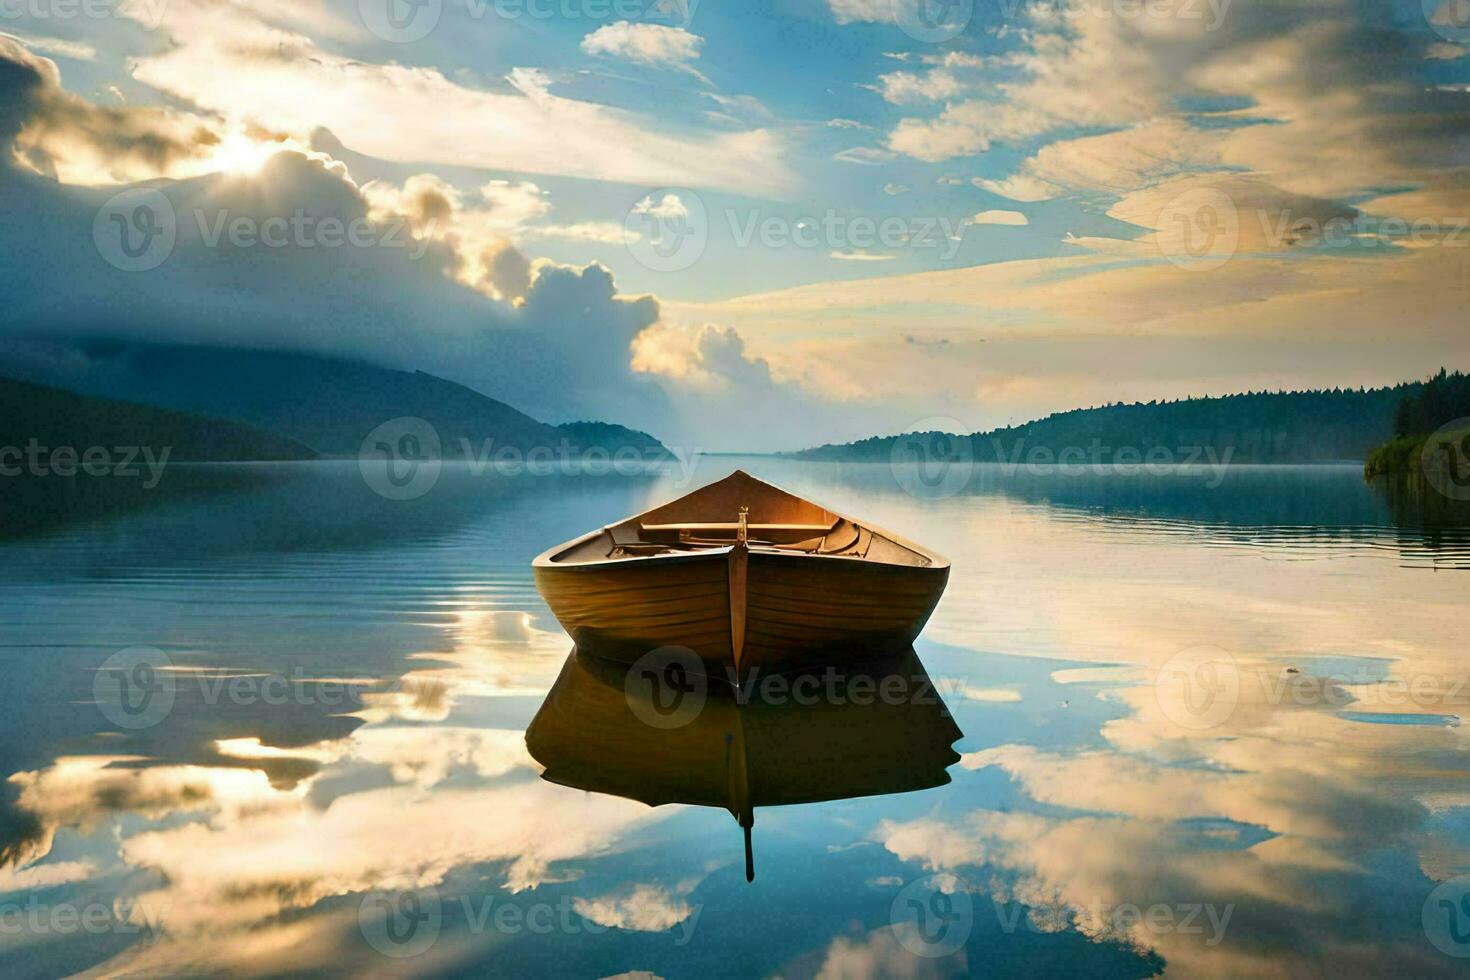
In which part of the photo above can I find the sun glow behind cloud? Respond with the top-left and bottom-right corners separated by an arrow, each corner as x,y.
202,130 -> 301,176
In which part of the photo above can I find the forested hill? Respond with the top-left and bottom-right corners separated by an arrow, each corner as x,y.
794,385 -> 1419,464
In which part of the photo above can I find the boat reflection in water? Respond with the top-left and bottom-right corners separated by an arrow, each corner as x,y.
526,645 -> 963,883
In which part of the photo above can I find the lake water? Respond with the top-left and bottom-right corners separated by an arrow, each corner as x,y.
1,459 -> 1469,977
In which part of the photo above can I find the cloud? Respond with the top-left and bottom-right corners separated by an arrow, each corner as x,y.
361,174 -> 549,300
10,743 -> 660,938
0,53 -> 672,434
875,70 -> 967,105
0,32 -> 96,62
833,146 -> 896,165
529,221 -> 628,244
631,190 -> 690,223
874,51 -> 987,105
572,884 -> 696,932
0,37 -> 222,184
949,685 -> 1023,702
581,22 -> 704,73
633,323 -> 772,390
827,0 -> 896,25
2,610 -> 672,974
0,42 -> 867,452
1001,118 -> 1218,201
666,215 -> 1470,434
0,859 -> 97,893
883,1 -> 1470,211
972,210 -> 1029,227
812,927 -> 956,978
628,321 -> 898,449
124,2 -> 790,195
972,174 -> 1061,203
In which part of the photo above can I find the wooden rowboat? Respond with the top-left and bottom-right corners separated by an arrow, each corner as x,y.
526,647 -> 963,881
532,470 -> 949,683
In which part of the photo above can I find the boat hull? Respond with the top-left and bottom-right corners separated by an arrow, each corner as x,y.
533,548 -> 949,682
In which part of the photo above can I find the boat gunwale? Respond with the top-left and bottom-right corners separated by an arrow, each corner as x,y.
531,471 -> 950,572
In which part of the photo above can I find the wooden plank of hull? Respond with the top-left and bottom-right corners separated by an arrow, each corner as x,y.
533,551 -> 736,674
741,552 -> 948,676
535,547 -> 947,680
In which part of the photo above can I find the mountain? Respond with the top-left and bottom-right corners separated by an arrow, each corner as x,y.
0,345 -> 669,460
556,420 -> 668,456
793,385 -> 1419,464
0,375 -> 316,463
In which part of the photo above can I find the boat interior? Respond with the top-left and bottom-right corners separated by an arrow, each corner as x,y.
545,472 -> 936,567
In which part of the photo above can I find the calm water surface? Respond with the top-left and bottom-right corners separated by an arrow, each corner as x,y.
1,460 -> 1468,977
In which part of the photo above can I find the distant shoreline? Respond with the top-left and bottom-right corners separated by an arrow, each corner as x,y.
1364,429 -> 1470,481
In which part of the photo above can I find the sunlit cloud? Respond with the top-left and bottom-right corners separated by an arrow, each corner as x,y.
123,2 -> 790,194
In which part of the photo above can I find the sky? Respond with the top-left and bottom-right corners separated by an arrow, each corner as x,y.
1,0 -> 1469,450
